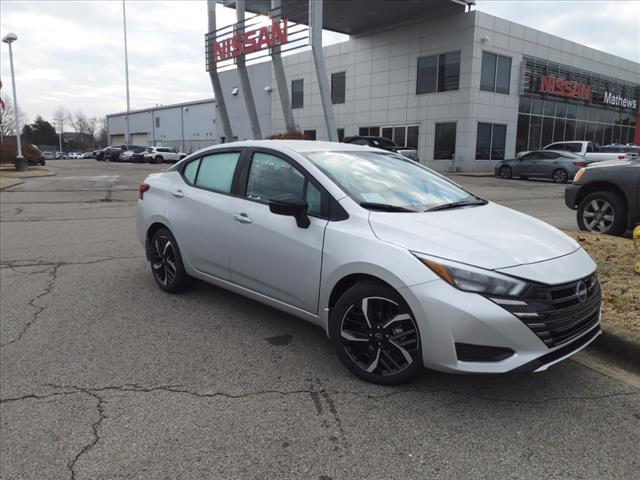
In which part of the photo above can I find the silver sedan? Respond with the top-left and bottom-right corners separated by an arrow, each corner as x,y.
137,141 -> 600,384
495,150 -> 591,183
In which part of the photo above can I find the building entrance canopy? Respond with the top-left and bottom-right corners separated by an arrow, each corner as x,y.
220,0 -> 474,35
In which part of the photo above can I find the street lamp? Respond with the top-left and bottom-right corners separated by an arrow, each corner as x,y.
2,32 -> 27,172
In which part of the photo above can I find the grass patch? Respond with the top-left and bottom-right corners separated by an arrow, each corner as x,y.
565,230 -> 640,342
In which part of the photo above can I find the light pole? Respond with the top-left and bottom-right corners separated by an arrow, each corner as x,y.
2,32 -> 26,172
122,0 -> 131,146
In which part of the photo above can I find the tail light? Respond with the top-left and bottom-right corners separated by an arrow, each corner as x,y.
617,155 -> 626,160
139,183 -> 150,200
573,161 -> 588,167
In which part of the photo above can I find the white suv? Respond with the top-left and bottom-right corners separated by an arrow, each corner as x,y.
144,146 -> 186,164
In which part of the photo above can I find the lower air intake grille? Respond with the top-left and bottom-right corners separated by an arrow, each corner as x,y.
491,274 -> 601,348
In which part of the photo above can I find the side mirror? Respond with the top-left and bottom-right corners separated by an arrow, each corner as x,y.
268,194 -> 310,228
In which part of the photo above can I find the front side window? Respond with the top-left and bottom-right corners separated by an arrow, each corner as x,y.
194,151 -> 240,193
480,52 -> 511,94
246,152 -> 322,216
434,122 -> 457,160
331,71 -> 346,104
306,150 -> 472,212
476,123 -> 506,160
417,51 -> 460,94
291,79 -> 304,109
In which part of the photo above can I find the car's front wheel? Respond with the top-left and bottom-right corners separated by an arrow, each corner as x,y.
329,281 -> 422,385
577,191 -> 627,236
149,227 -> 191,293
155,156 -> 164,163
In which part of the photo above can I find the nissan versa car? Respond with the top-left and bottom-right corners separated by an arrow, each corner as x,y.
137,141 -> 601,384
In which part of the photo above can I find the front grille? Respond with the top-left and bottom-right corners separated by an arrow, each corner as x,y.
491,274 -> 601,348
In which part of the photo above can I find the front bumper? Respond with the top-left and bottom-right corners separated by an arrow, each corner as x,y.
401,277 -> 601,374
565,183 -> 581,209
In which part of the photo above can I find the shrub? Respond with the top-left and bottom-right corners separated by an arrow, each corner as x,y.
267,129 -> 310,140
0,140 -> 42,165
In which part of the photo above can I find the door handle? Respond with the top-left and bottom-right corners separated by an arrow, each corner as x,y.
172,189 -> 184,198
233,213 -> 252,224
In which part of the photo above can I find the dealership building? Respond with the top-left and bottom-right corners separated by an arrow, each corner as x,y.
106,0 -> 640,171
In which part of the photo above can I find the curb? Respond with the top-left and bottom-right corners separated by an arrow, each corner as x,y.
587,330 -> 640,372
448,172 -> 494,178
0,178 -> 25,191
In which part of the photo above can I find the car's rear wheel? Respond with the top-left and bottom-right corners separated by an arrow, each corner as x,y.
149,227 -> 191,293
577,191 -> 627,236
155,156 -> 164,163
499,166 -> 512,179
329,281 -> 422,385
552,168 -> 569,183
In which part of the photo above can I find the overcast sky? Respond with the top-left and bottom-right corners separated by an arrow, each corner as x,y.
0,0 -> 638,126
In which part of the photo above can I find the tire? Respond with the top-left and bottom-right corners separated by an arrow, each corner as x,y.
551,168 -> 569,184
149,227 -> 192,293
155,156 -> 164,163
329,281 -> 422,385
498,166 -> 512,179
577,191 -> 627,236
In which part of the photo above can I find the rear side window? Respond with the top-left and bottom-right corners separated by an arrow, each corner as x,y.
195,152 -> 241,193
183,159 -> 200,184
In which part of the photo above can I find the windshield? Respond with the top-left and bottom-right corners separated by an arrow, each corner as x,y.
305,150 -> 475,211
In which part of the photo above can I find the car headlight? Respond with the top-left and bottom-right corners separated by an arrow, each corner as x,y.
412,253 -> 529,297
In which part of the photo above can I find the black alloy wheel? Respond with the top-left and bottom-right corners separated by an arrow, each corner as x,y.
552,168 -> 569,184
149,228 -> 191,293
499,166 -> 512,179
330,282 -> 422,384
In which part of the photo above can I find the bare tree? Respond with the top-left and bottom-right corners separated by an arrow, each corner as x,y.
52,106 -> 66,134
86,117 -> 98,148
96,118 -> 108,148
0,94 -> 28,139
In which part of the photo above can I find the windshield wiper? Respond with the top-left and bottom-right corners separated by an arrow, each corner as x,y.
424,198 -> 488,212
359,202 -> 417,212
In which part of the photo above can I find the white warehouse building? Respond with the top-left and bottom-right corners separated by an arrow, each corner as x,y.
107,2 -> 639,172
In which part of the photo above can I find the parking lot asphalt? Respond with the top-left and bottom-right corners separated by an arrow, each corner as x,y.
1,160 -> 638,479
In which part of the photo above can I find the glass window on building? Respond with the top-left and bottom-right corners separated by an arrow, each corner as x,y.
382,127 -> 393,141
416,51 -> 460,94
393,127 -> 406,147
337,128 -> 345,142
291,79 -> 304,109
480,51 -> 511,94
331,71 -> 346,104
434,122 -> 456,160
476,123 -> 506,160
303,130 -> 316,140
407,126 -> 419,149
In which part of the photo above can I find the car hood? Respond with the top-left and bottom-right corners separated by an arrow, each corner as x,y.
368,202 -> 579,270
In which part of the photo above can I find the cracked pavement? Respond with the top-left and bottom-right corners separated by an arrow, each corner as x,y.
1,160 -> 639,479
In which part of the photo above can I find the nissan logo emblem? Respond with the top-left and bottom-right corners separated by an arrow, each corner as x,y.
576,281 -> 588,304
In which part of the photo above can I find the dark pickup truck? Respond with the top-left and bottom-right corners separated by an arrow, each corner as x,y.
565,158 -> 640,236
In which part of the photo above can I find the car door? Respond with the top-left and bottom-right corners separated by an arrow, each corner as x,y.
532,151 -> 561,177
167,149 -> 243,280
227,149 -> 328,314
517,152 -> 542,175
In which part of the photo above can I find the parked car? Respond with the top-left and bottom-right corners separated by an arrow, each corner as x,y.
118,146 -> 147,162
67,152 -> 82,159
342,136 -> 419,161
55,151 -> 65,159
599,144 -> 640,160
137,140 -> 601,384
42,151 -> 56,160
29,144 -> 46,166
144,146 -> 186,163
518,141 -> 632,162
100,146 -> 125,162
81,151 -> 95,159
565,158 -> 640,236
495,150 -> 591,183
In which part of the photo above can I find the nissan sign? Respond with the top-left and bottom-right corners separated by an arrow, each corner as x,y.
212,19 -> 288,63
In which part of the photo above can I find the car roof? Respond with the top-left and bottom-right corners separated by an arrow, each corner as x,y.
196,140 -> 376,155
